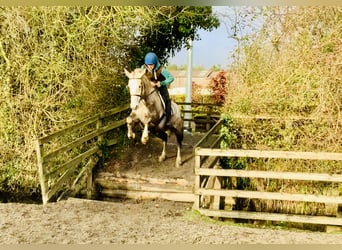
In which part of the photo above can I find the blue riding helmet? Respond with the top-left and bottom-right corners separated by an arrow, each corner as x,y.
144,52 -> 158,65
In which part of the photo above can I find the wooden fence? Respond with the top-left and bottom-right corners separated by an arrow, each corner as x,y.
35,104 -> 130,205
193,118 -> 342,228
176,102 -> 221,131
35,101 -> 219,205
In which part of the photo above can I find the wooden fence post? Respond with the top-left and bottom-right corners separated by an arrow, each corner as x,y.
35,138 -> 48,205
206,106 -> 212,131
326,184 -> 342,232
84,118 -> 104,199
193,148 -> 201,210
97,118 -> 104,144
35,104 -> 130,204
86,157 -> 96,199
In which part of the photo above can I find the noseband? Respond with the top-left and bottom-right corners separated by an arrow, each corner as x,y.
129,77 -> 144,99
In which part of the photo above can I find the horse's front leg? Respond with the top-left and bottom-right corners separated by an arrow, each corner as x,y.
159,140 -> 167,162
141,123 -> 149,144
126,114 -> 135,139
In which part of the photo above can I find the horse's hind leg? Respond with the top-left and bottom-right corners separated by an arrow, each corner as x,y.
175,144 -> 182,168
159,141 -> 167,162
157,131 -> 167,162
175,131 -> 183,168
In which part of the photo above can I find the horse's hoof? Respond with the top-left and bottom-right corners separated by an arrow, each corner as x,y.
175,160 -> 182,168
159,155 -> 166,162
141,137 -> 148,144
128,133 -> 135,139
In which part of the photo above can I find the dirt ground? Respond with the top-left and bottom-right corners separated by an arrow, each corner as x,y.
1,198 -> 342,244
1,132 -> 342,244
100,131 -> 201,183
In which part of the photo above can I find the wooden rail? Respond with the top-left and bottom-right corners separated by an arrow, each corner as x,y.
193,119 -> 342,228
35,103 -> 216,204
35,101 -> 211,204
176,102 -> 221,131
35,104 -> 130,204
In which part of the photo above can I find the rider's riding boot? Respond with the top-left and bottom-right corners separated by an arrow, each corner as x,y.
165,101 -> 172,128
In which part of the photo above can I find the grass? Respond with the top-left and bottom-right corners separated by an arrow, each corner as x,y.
183,208 -> 342,233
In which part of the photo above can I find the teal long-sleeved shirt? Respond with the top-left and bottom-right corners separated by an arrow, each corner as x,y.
142,62 -> 174,87
158,67 -> 174,87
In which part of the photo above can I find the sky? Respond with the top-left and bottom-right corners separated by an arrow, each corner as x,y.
169,7 -> 238,69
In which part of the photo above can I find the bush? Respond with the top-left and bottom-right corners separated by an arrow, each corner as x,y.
0,6 -> 219,200
219,6 -> 342,218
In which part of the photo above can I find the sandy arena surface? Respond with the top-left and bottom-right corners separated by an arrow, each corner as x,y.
1,198 -> 342,244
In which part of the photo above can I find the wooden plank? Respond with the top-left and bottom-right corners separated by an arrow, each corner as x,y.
37,104 -> 130,204
43,130 -> 99,162
180,110 -> 220,115
43,119 -> 126,162
39,103 -> 129,144
230,114 -> 318,121
96,118 -> 104,145
95,178 -> 193,193
212,175 -> 221,210
176,102 -> 222,107
86,167 -> 93,199
196,188 -> 342,204
46,146 -> 99,177
101,189 -> 195,203
47,155 -> 98,202
96,173 -> 192,187
35,138 -> 48,205
46,166 -> 75,201
39,115 -> 100,144
193,154 -> 201,209
194,119 -> 222,149
98,119 -> 126,135
196,168 -> 342,183
196,148 -> 342,161
209,134 -> 223,148
102,103 -> 130,117
86,157 -> 96,199
201,156 -> 219,169
200,166 -> 223,210
198,209 -> 342,226
107,137 -> 120,147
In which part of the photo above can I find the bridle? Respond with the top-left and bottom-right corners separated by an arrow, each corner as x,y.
129,75 -> 158,101
129,77 -> 144,99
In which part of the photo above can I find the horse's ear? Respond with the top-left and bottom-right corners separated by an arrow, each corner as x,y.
124,68 -> 131,78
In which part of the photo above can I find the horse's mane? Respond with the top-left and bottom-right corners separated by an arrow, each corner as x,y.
131,68 -> 150,84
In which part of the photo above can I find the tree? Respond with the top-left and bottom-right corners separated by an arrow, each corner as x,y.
134,6 -> 220,66
210,64 -> 223,71
210,70 -> 228,105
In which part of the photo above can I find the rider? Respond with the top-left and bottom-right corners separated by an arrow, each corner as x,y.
143,52 -> 174,128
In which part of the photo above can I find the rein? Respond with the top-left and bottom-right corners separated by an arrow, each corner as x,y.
127,69 -> 168,129
130,76 -> 158,100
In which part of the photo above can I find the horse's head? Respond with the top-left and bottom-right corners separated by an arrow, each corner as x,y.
124,68 -> 146,110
